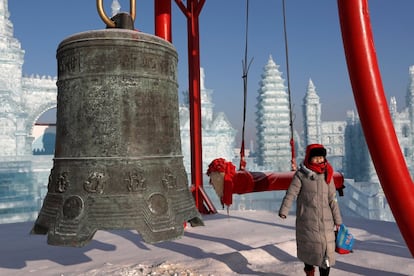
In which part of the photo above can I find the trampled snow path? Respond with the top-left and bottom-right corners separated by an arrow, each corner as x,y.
1,210 -> 413,275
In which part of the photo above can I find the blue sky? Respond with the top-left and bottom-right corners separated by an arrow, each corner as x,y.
8,1 -> 414,144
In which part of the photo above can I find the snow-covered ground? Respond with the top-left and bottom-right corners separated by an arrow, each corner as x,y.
1,210 -> 413,276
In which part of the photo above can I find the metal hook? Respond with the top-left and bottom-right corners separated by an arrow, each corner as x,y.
97,0 -> 136,28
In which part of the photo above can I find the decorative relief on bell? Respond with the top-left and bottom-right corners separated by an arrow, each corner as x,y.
147,193 -> 168,215
62,195 -> 84,220
84,172 -> 105,194
126,168 -> 146,192
162,167 -> 177,189
56,172 -> 70,193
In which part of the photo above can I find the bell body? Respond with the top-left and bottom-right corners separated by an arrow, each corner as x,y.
32,29 -> 202,246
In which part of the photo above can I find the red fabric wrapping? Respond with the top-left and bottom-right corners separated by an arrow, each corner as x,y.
206,158 -> 227,175
207,158 -> 236,207
221,161 -> 236,206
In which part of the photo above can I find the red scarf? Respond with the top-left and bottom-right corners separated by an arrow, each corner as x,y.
304,144 -> 334,183
305,160 -> 334,183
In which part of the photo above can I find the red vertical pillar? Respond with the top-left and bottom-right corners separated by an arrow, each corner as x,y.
183,0 -> 204,212
338,0 -> 414,257
171,0 -> 215,213
154,0 -> 172,42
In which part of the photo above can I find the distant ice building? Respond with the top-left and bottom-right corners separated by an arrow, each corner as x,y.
390,65 -> 414,177
303,79 -> 322,146
301,68 -> 414,221
302,79 -> 346,171
179,68 -> 237,176
0,0 -> 56,223
337,66 -> 414,221
255,56 -> 291,172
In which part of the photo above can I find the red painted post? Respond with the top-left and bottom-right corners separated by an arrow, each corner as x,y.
154,0 -> 172,42
186,0 -> 204,212
174,0 -> 215,213
338,0 -> 414,257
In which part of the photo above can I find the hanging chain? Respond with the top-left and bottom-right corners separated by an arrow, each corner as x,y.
97,0 -> 136,28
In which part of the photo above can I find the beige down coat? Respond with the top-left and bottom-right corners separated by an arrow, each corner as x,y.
279,164 -> 342,268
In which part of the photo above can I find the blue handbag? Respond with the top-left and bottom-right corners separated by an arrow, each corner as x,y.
335,223 -> 354,254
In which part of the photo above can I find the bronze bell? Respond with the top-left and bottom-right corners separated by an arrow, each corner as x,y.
31,28 -> 203,247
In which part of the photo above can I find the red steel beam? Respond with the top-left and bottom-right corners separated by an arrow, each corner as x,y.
173,0 -> 213,213
338,0 -> 414,257
154,0 -> 172,42
179,0 -> 204,212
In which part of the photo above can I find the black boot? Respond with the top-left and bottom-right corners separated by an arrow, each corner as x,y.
319,266 -> 330,276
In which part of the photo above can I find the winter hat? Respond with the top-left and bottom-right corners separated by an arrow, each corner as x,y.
308,145 -> 327,161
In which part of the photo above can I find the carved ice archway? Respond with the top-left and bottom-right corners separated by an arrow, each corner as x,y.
26,103 -> 57,136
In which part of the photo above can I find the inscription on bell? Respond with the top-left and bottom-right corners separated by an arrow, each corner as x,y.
58,49 -> 176,81
58,52 -> 81,74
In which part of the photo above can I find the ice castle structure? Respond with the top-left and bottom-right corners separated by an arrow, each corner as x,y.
303,79 -> 346,171
0,0 -> 56,223
179,68 -> 237,176
337,65 -> 414,221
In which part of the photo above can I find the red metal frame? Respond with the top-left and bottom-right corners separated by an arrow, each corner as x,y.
338,0 -> 414,256
154,0 -> 172,42
155,0 -> 215,214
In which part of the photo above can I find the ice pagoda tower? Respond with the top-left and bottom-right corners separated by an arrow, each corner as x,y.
255,56 -> 291,171
303,79 -> 322,146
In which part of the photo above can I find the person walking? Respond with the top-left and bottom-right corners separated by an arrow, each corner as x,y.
279,144 -> 342,276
